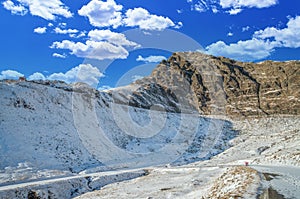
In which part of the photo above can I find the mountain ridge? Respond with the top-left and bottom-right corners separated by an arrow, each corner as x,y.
110,52 -> 300,117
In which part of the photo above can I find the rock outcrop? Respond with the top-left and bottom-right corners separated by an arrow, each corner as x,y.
109,52 -> 300,117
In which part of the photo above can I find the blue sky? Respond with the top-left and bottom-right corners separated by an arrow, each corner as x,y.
0,0 -> 299,89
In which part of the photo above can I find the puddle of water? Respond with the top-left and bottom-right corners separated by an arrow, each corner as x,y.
262,172 -> 280,181
259,187 -> 286,199
259,172 -> 286,199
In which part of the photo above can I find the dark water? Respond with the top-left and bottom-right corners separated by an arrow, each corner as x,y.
258,172 -> 286,199
259,187 -> 286,199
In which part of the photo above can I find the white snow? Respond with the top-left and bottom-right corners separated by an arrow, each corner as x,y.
0,80 -> 299,199
75,115 -> 300,199
0,80 -> 237,198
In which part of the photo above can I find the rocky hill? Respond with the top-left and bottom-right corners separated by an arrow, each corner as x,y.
110,52 -> 300,116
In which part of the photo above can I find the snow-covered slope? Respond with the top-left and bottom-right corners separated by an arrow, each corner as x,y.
75,115 -> 300,199
0,80 -> 237,198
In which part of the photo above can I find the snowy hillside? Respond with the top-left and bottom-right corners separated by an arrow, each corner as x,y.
0,80 -> 237,198
76,115 -> 300,199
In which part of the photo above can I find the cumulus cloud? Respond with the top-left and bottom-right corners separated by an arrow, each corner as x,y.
206,15 -> 300,61
187,0 -> 277,14
51,30 -> 140,60
254,16 -> 300,48
187,0 -> 219,14
193,1 -> 208,12
53,25 -> 86,38
206,39 -> 276,61
48,64 -> 104,87
2,0 -> 27,15
227,32 -> 233,37
0,70 -> 24,80
123,7 -> 176,31
136,55 -> 167,63
69,32 -> 86,38
54,27 -> 79,34
77,1 -> 178,31
177,9 -> 183,14
227,8 -> 243,15
34,27 -> 47,34
88,29 -> 140,47
1,64 -> 104,87
58,22 -> 67,28
51,40 -> 129,60
52,53 -> 66,58
98,85 -> 113,91
174,21 -> 183,29
211,6 -> 219,13
242,26 -> 250,32
2,0 -> 73,20
220,0 -> 278,9
78,0 -> 123,28
28,72 -> 46,80
131,75 -> 144,82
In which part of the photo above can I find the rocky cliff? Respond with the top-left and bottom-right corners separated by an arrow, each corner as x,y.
110,52 -> 300,117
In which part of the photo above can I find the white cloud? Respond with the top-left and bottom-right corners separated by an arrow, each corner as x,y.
78,0 -> 123,28
136,55 -> 167,63
242,26 -> 250,32
187,0 -> 220,14
174,21 -> 183,29
0,70 -> 24,80
52,53 -> 66,58
78,1 -> 178,31
51,30 -> 140,60
88,29 -> 140,47
1,65 -> 104,87
177,9 -> 183,14
53,26 -> 86,38
227,8 -> 243,15
28,72 -> 46,80
131,75 -> 144,82
211,6 -> 219,13
254,16 -> 300,48
51,40 -> 129,60
58,22 -> 67,28
48,23 -> 53,27
48,64 -> 104,87
98,85 -> 112,90
124,7 -> 175,31
206,16 -> 300,61
193,1 -> 208,12
34,27 -> 47,34
3,0 -> 73,20
54,27 -> 79,34
69,32 -> 86,38
227,32 -> 233,37
187,0 -> 277,14
206,38 -> 276,61
2,0 -> 27,15
220,0 -> 278,9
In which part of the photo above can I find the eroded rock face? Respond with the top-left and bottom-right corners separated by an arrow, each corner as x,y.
109,52 -> 300,117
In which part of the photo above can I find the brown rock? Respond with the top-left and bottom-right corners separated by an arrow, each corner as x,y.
108,52 -> 300,117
